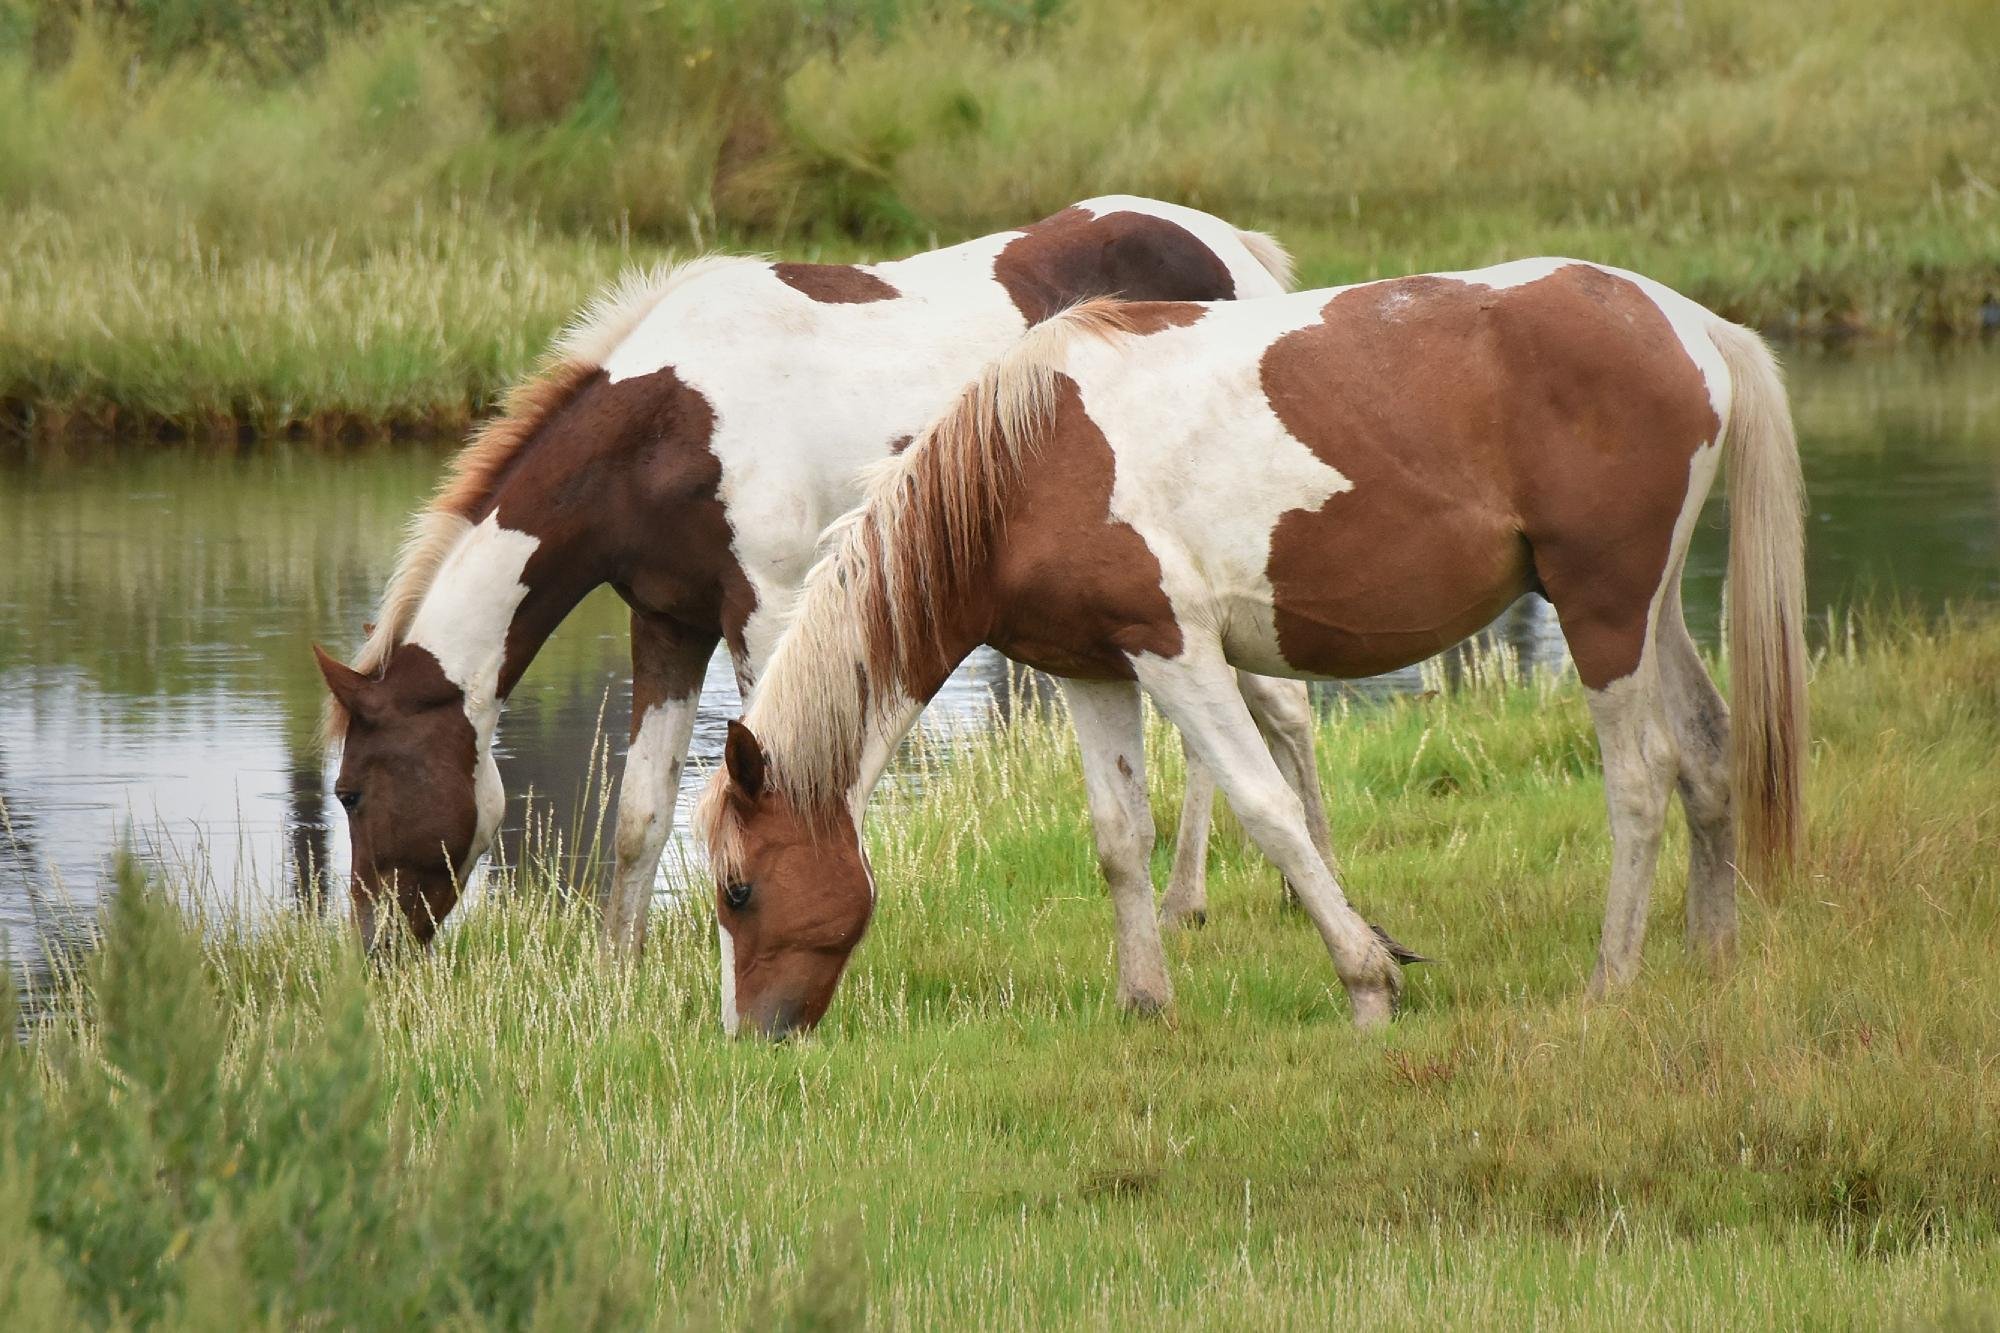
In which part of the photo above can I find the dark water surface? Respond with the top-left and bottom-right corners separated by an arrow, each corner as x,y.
3,346 -> 1996,986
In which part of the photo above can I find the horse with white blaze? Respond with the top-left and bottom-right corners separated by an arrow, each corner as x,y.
315,196 -> 1346,953
698,259 -> 1808,1038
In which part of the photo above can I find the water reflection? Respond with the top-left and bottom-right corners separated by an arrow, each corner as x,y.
2,346 -> 1995,995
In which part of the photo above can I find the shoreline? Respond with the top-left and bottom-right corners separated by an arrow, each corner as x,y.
6,241 -> 1997,449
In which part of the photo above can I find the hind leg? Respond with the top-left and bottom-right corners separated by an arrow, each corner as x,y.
1657,593 -> 1737,962
1581,655 -> 1680,996
1241,671 -> 1339,887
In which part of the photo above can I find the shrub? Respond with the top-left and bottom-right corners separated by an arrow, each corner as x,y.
0,861 -> 640,1329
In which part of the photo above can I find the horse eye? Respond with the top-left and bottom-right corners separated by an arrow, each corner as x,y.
723,881 -> 752,911
336,789 -> 362,812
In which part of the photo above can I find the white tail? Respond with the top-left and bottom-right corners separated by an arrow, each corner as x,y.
1235,228 -> 1296,293
1712,320 -> 1808,877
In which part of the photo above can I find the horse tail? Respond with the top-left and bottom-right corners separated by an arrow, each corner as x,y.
1711,319 -> 1808,879
1234,228 -> 1296,292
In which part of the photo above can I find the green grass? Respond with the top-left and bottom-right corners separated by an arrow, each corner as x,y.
3,0 -> 1999,439
8,611 -> 2000,1326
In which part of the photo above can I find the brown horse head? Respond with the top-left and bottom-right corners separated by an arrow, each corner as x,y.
703,721 -> 873,1038
315,642 -> 496,949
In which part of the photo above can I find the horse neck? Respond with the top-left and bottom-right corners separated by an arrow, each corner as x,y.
750,597 -> 988,827
398,507 -> 607,730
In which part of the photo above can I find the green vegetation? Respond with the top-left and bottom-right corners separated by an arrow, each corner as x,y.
1,862 -> 640,1329
8,612 -> 1999,1326
3,0 -> 1998,439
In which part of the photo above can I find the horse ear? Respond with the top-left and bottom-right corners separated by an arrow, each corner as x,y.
313,644 -> 374,715
723,720 -> 767,801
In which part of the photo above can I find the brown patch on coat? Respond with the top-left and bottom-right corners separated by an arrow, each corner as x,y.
1258,266 -> 1718,688
987,377 -> 1185,678
1115,301 -> 1210,335
772,263 -> 900,304
994,206 -> 1237,322
438,358 -> 603,522
485,367 -> 756,696
626,607 -> 719,735
887,434 -> 913,455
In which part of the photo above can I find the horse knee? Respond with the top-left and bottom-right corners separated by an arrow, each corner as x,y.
1092,801 -> 1153,879
614,777 -> 674,867
614,811 -> 659,869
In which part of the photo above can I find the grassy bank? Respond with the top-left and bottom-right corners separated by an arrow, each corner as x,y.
8,612 -> 2000,1326
3,0 -> 1998,440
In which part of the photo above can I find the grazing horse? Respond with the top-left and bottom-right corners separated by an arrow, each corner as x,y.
313,197 -> 1326,950
697,259 -> 1807,1038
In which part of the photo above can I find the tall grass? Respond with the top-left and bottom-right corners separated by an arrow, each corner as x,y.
3,0 -> 1998,438
8,611 -> 1999,1325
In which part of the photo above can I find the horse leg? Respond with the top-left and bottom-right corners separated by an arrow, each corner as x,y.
1657,590 -> 1737,963
604,612 -> 716,958
1135,652 -> 1401,1029
1162,675 -> 1331,927
1159,740 -> 1215,929
1581,655 -> 1680,996
1061,679 -> 1174,1014
1240,671 -> 1337,897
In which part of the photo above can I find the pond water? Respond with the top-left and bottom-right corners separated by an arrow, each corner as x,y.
3,346 -> 1996,991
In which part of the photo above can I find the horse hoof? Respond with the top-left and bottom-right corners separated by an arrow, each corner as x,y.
1118,988 -> 1173,1018
1160,905 -> 1207,930
1370,921 -> 1434,967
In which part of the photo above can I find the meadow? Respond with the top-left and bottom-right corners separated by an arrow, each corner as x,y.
7,612 -> 1999,1327
4,0 -> 2000,438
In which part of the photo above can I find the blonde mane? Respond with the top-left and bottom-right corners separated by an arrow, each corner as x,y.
324,255 -> 757,744
698,297 -> 1140,875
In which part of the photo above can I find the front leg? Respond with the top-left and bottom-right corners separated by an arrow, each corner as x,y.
1161,672 -> 1336,926
1135,648 -> 1401,1029
604,611 -> 717,958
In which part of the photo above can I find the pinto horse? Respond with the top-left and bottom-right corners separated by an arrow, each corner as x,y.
314,197 -> 1326,950
698,260 -> 1807,1037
